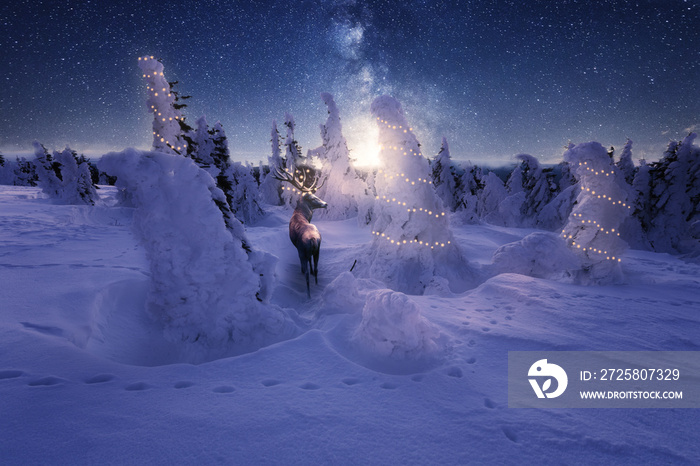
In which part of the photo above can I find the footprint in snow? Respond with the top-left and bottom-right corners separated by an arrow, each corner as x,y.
124,382 -> 151,391
411,374 -> 424,382
213,386 -> 235,393
261,379 -> 282,387
380,382 -> 398,390
0,370 -> 24,380
341,378 -> 360,386
447,367 -> 463,378
502,426 -> 518,443
484,398 -> 496,409
174,381 -> 194,389
466,357 -> 476,364
28,376 -> 64,387
299,382 -> 321,390
84,374 -> 115,384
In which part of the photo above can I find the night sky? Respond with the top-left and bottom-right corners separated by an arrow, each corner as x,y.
1,0 -> 698,166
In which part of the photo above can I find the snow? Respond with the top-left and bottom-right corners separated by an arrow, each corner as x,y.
1,183 -> 700,464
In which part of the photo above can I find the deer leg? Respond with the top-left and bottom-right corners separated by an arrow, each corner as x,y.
299,251 -> 311,299
313,250 -> 320,284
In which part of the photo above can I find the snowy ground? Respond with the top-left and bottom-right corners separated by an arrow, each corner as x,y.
1,185 -> 699,464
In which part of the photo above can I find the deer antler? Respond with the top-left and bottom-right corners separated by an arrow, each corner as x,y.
272,168 -> 306,192
272,166 -> 325,193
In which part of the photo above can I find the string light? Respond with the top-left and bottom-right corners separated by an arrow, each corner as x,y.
371,231 -> 450,248
377,169 -> 432,185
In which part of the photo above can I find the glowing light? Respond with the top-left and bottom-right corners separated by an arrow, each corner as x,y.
371,231 -> 450,248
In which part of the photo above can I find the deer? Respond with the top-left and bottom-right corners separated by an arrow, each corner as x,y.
273,167 -> 327,298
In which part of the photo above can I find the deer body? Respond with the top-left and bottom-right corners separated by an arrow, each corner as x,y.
273,168 -> 327,298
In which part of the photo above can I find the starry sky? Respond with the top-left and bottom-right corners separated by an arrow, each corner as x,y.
1,0 -> 698,166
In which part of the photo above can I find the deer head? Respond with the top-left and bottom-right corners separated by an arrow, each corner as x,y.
272,166 -> 328,214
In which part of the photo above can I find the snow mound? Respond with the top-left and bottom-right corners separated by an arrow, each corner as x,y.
491,232 -> 581,280
321,271 -> 365,314
352,289 -> 439,359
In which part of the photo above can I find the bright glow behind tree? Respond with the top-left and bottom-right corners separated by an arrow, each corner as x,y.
366,96 -> 470,294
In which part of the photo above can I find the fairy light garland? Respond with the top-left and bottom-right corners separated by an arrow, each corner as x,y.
138,55 -> 186,154
377,169 -> 432,185
371,230 -> 451,248
560,161 -> 628,263
376,117 -> 424,158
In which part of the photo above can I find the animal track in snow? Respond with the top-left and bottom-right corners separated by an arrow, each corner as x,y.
484,398 -> 496,409
341,378 -> 360,386
502,426 -> 518,443
299,382 -> 321,390
446,367 -> 463,378
0,370 -> 24,380
466,357 -> 476,364
124,382 -> 151,391
28,376 -> 64,386
84,374 -> 115,384
174,381 -> 194,389
213,386 -> 235,393
261,379 -> 282,387
380,382 -> 398,389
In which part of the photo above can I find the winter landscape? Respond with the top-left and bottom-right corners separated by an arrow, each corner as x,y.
1,66 -> 700,462
3,1 -> 700,464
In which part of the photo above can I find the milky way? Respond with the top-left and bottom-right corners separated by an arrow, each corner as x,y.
1,0 -> 698,165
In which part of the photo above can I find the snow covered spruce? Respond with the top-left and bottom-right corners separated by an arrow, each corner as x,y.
138,55 -> 188,155
562,142 -> 631,284
363,95 -> 473,294
98,149 -> 295,358
33,142 -> 99,206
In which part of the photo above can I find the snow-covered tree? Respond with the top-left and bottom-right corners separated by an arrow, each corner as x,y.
259,120 -> 284,205
432,137 -> 459,212
477,171 -> 508,224
137,55 -> 188,155
53,147 -> 99,205
311,92 -> 362,220
644,133 -> 699,253
281,113 -> 304,207
562,141 -> 630,284
190,115 -> 216,175
458,162 -> 482,223
616,138 -> 636,186
0,154 -> 13,185
33,143 -> 99,205
515,154 -> 554,226
225,162 -> 265,225
537,184 -> 578,232
558,160 -> 577,191
33,141 -> 62,198
13,157 -> 37,186
98,149 -> 292,353
365,96 -> 470,294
